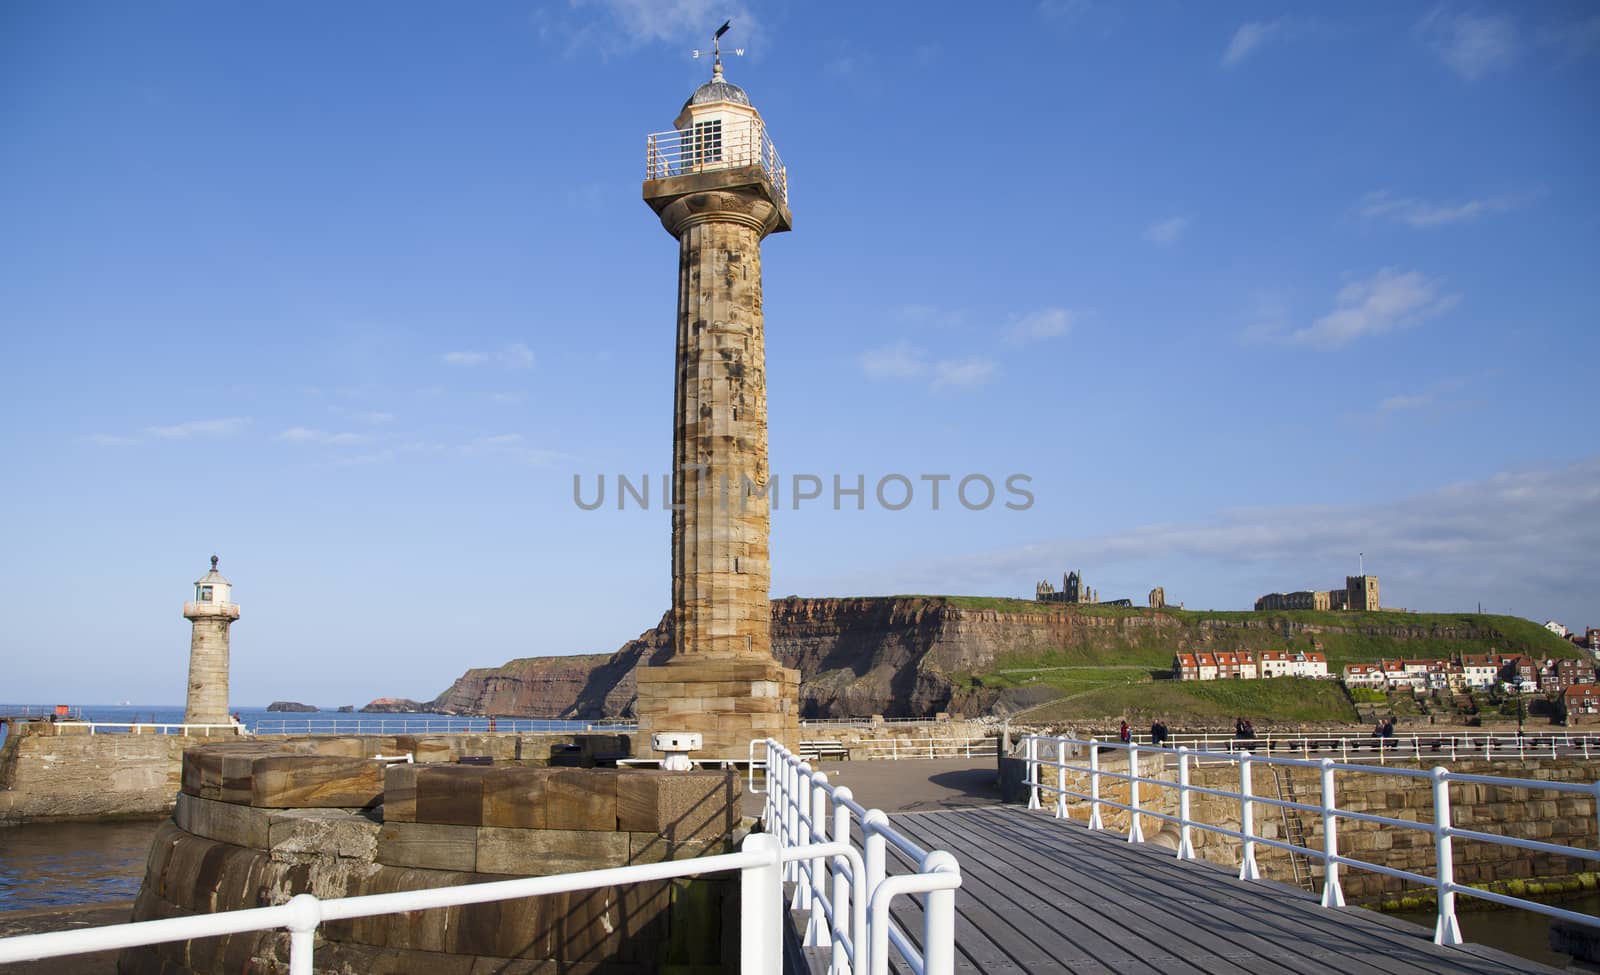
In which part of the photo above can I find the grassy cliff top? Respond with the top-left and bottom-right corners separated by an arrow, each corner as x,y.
922,595 -> 1577,658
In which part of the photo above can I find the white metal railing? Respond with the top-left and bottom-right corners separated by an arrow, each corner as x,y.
0,705 -> 86,721
1111,730 -> 1600,766
645,119 -> 788,205
1020,734 -> 1600,949
848,737 -> 998,761
800,716 -> 991,727
46,721 -> 242,736
0,834 -> 819,973
752,738 -> 962,975
253,718 -> 637,736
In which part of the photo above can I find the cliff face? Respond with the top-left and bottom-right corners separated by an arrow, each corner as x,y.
429,598 -> 1084,719
423,599 -> 1566,720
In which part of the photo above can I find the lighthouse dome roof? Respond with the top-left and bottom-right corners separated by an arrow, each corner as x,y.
683,77 -> 750,111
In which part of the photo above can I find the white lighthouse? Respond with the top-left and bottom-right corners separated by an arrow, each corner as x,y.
182,555 -> 240,726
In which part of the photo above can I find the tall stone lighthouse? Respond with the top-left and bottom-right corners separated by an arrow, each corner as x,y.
183,555 -> 239,726
634,42 -> 800,759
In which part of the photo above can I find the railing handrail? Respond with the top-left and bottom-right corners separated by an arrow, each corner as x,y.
1019,733 -> 1600,950
252,718 -> 638,736
756,737 -> 962,974
1081,730 -> 1599,766
0,834 -> 806,972
47,721 -> 241,736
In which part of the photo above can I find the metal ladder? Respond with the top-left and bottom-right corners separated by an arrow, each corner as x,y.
1268,767 -> 1318,892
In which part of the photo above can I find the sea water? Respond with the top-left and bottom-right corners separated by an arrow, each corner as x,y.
0,820 -> 159,911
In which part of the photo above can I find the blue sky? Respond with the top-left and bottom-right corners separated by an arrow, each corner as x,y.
2,1 -> 1596,706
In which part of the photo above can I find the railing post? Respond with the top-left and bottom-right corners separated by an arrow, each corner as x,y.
1088,739 -> 1104,830
1126,742 -> 1144,843
1176,746 -> 1194,860
1026,737 -> 1041,810
922,851 -> 960,975
285,892 -> 321,975
806,772 -> 831,947
741,832 -> 784,974
1238,751 -> 1259,880
1341,737 -> 1348,763
1055,740 -> 1067,819
1430,767 -> 1463,946
1318,758 -> 1344,908
832,786 -> 856,975
863,808 -> 889,966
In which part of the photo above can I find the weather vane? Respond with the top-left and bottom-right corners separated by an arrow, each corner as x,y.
692,20 -> 743,77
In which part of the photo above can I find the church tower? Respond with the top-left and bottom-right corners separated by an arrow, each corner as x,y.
183,556 -> 239,725
634,31 -> 800,759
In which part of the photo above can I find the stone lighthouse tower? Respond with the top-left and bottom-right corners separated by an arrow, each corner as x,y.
634,35 -> 800,759
183,555 -> 239,726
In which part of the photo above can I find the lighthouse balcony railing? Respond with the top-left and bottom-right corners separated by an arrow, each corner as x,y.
1018,733 -> 1600,951
645,119 -> 788,206
182,600 -> 240,616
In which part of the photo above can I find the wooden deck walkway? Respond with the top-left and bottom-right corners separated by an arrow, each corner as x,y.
878,806 -> 1561,975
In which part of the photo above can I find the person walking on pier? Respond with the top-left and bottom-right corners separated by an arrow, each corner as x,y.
1150,718 -> 1169,747
1119,720 -> 1131,744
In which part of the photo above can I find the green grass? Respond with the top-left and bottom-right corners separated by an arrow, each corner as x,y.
1021,677 -> 1358,725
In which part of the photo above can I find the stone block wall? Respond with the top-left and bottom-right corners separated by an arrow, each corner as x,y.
0,724 -> 628,825
120,744 -> 743,974
0,725 -> 191,823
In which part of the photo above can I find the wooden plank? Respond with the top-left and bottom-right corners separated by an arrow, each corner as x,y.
904,810 -> 1312,975
952,809 -> 1457,975
871,807 -> 1557,975
893,812 -> 1176,974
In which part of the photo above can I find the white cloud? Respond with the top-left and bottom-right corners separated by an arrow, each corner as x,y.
1037,0 -> 1090,24
893,457 -> 1600,614
1287,268 -> 1459,348
860,341 -> 929,379
1539,15 -> 1600,60
860,342 -> 995,390
1222,20 -> 1281,67
489,392 -> 527,406
1419,8 -> 1517,80
1359,190 -> 1521,228
84,433 -> 139,446
464,433 -> 565,465
896,304 -> 967,329
561,0 -> 766,58
357,411 -> 396,425
1144,216 -> 1191,246
442,344 -> 535,368
472,433 -> 524,448
932,357 -> 996,389
1010,308 -> 1073,343
1379,393 -> 1434,411
145,418 -> 250,440
276,427 -> 369,446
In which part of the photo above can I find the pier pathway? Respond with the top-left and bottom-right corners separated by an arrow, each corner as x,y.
877,805 -> 1560,974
